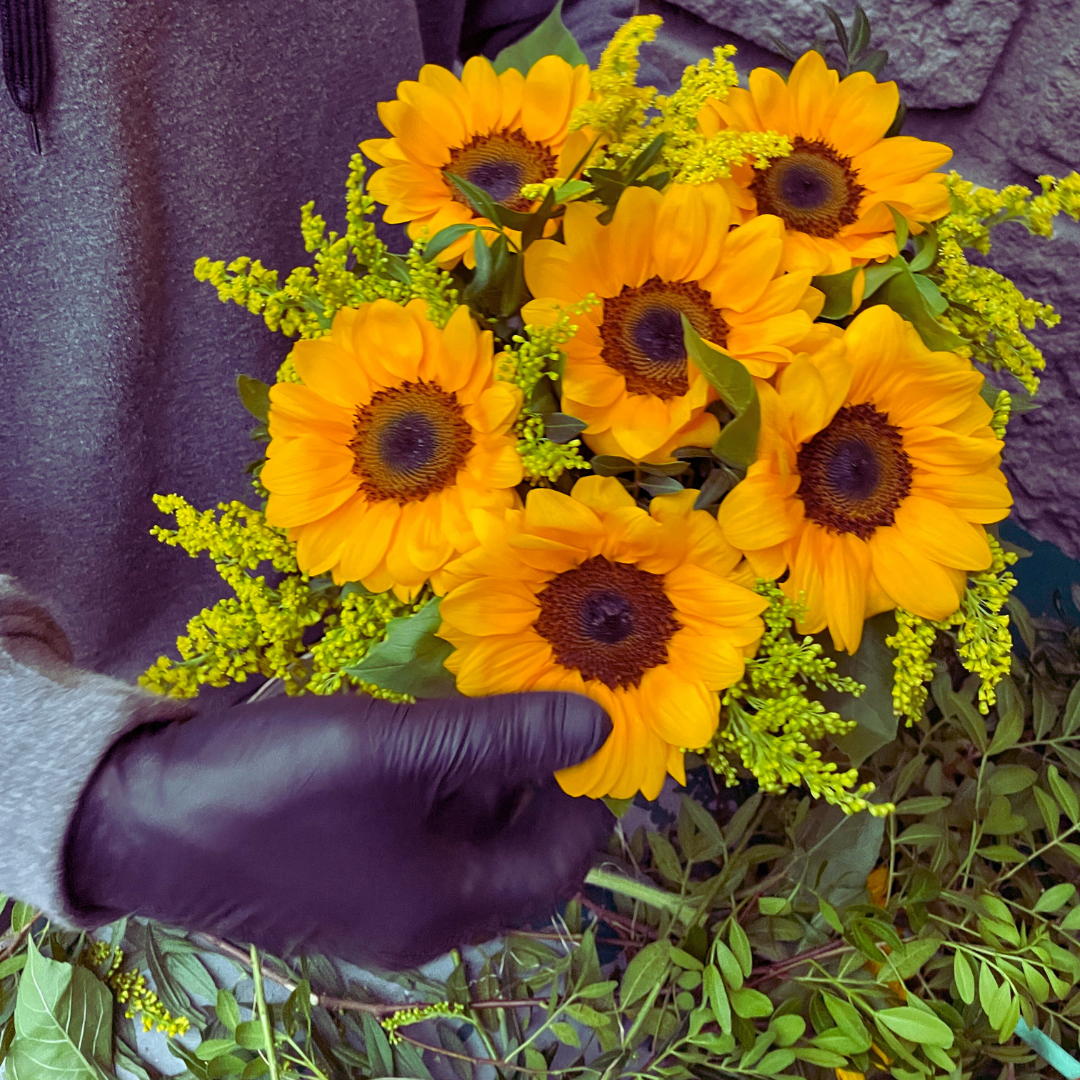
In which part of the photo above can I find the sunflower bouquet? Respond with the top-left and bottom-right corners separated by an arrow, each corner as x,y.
143,4 -> 1080,818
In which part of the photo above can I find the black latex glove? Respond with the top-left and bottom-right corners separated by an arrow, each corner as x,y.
63,692 -> 613,969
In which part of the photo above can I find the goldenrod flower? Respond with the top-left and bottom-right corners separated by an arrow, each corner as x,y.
437,477 -> 769,799
699,50 -> 952,274
263,299 -> 523,598
717,306 -> 1011,652
360,57 -> 592,265
523,183 -> 824,461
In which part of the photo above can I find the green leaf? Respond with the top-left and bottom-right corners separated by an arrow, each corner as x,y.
217,989 -> 241,1032
363,1011 -> 396,1078
728,920 -> 753,978
953,952 -> 975,1004
648,831 -> 683,885
1034,785 -> 1061,835
467,229 -> 492,298
0,954 -> 25,981
590,454 -> 635,476
703,965 -> 732,1034
492,1 -> 587,75
989,764 -> 1038,796
196,1039 -> 239,1061
1062,681 -> 1080,737
913,273 -> 948,315
818,898 -> 844,934
822,993 -> 871,1050
236,375 -> 271,423
908,225 -> 938,272
861,257 -> 906,299
1035,883 -> 1077,913
421,223 -> 478,263
234,1020 -> 265,1050
443,171 -> 502,224
757,1049 -> 796,1074
167,950 -> 218,1004
241,1059 -> 270,1080
850,5 -> 871,58
1062,906 -> 1080,931
682,317 -> 760,469
9,903 -> 35,935
7,940 -> 113,1080
810,267 -> 860,319
979,845 -> 1027,863
770,1014 -> 806,1047
543,412 -> 587,444
826,612 -> 898,767
895,796 -> 951,815
890,937 -> 943,979
988,703 -> 1024,755
729,987 -> 773,1019
875,1007 -> 954,1048
983,794 -> 1027,835
711,941 -> 744,992
870,272 -> 966,351
794,1047 -> 848,1067
550,1021 -> 580,1047
620,940 -> 671,1008
553,178 -> 592,203
887,205 -> 910,252
144,924 -> 192,1021
345,597 -> 457,698
680,793 -> 725,863
1049,765 -> 1080,823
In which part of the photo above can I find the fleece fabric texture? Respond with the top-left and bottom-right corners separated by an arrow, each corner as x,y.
0,0 -> 427,682
0,576 -> 193,929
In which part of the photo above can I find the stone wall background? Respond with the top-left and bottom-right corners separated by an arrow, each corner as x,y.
637,0 -> 1080,560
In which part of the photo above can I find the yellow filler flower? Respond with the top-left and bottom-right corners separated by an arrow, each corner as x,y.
699,50 -> 952,274
523,183 -> 825,462
717,305 -> 1012,653
437,477 -> 769,799
360,57 -> 592,265
262,299 -> 523,598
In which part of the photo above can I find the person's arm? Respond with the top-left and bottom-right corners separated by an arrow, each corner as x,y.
0,576 -> 613,969
0,576 -> 195,929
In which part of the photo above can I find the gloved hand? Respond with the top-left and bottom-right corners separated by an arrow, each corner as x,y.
62,689 -> 614,969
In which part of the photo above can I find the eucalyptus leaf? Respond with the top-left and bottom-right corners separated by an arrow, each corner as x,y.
491,0 -> 587,75
543,412 -> 588,444
345,597 -> 457,698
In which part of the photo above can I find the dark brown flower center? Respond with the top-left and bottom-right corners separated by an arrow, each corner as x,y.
350,381 -> 473,503
600,277 -> 729,400
535,555 -> 681,689
750,137 -> 867,238
445,129 -> 558,213
796,402 -> 912,538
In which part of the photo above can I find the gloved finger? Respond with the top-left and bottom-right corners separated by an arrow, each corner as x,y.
356,786 -> 614,970
374,691 -> 612,788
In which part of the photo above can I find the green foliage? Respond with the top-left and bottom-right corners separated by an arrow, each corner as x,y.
681,317 -> 760,469
491,0 -> 587,75
708,581 -> 885,815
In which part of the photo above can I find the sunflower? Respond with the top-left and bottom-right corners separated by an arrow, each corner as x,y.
437,476 -> 769,799
522,183 -> 825,462
699,50 -> 952,275
716,305 -> 1012,653
262,299 -> 523,598
360,56 -> 592,266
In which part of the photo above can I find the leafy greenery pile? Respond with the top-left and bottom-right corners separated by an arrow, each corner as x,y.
4,598 -> 1080,1079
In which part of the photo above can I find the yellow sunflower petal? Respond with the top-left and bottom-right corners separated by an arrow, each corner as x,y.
745,65 -> 793,134
786,50 -> 838,140
293,494 -> 365,576
820,72 -> 898,156
652,182 -> 732,283
438,577 -> 539,636
353,298 -> 424,384
460,55 -> 503,134
569,475 -> 637,512
639,665 -> 719,751
892,496 -> 992,571
335,498 -> 401,582
520,56 -> 580,142
852,137 -> 952,188
868,525 -> 963,621
822,531 -> 871,653
668,630 -> 746,690
717,472 -> 803,551
454,634 -> 555,696
464,381 -> 522,433
606,185 -> 662,290
268,382 -> 354,441
260,435 -> 355,496
910,469 -> 1012,522
706,214 -> 784,311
